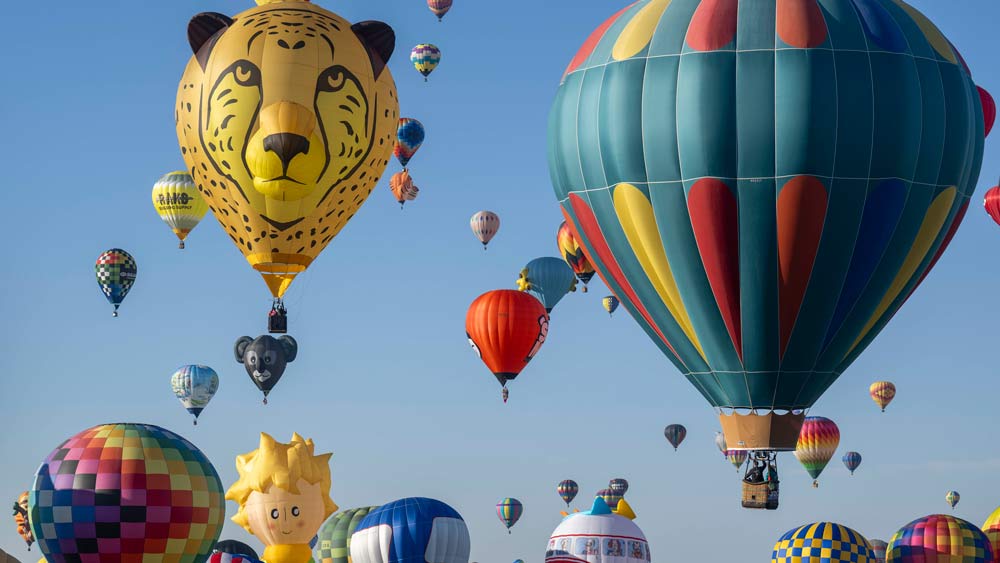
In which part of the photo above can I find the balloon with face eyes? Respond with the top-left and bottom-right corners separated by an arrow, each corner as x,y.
235,335 -> 298,403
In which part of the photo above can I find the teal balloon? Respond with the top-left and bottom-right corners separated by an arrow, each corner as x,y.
517,257 -> 576,313
547,1 -> 984,412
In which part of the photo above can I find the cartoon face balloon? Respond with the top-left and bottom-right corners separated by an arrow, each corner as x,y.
235,335 -> 297,399
176,0 -> 399,298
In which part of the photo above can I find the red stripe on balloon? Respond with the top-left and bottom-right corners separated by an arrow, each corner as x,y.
777,0 -> 828,48
978,86 -> 996,138
565,195 -> 683,364
563,3 -> 639,79
686,0 -> 738,52
986,186 -> 1000,226
777,176 -> 828,359
904,200 -> 969,303
688,179 -> 742,361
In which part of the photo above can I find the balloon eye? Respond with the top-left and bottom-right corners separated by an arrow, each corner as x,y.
264,354 -> 273,365
248,353 -> 257,365
291,506 -> 300,517
270,509 -> 279,519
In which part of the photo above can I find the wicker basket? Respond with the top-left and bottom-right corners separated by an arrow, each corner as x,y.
742,481 -> 779,510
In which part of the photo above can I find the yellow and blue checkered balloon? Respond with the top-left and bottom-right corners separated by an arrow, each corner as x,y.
772,522 -> 876,563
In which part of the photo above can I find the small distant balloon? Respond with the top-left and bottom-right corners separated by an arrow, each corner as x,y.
726,449 -> 747,471
394,118 -> 425,169
470,211 -> 500,249
715,432 -> 727,456
95,248 -> 137,317
427,0 -> 452,22
152,171 -> 208,249
795,416 -> 840,487
663,424 -> 686,451
602,295 -> 619,316
596,488 -> 622,510
842,452 -> 862,475
608,478 -> 628,496
390,170 -> 419,209
496,498 -> 522,533
869,381 -> 896,412
557,480 -> 578,506
556,221 -> 596,292
170,365 -> 220,425
411,44 -> 441,81
516,257 -> 577,313
946,490 -> 960,509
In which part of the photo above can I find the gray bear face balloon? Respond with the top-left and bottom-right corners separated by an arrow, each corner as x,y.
234,335 -> 297,401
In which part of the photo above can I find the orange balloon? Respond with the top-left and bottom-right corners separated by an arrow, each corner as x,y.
465,290 -> 549,388
390,170 -> 419,208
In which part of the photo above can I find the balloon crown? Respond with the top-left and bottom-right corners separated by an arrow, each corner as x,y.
257,0 -> 310,4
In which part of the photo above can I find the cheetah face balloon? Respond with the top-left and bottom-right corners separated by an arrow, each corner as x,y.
235,335 -> 298,395
177,0 -> 399,297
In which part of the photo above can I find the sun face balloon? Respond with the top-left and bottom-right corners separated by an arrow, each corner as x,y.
28,423 -> 225,562
772,522 -> 876,563
548,0 -> 986,452
176,0 -> 399,299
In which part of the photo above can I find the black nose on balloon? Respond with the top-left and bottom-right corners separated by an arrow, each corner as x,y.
264,133 -> 310,168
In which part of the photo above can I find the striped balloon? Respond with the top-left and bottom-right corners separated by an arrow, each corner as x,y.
152,171 -> 208,249
427,0 -> 452,22
496,498 -> 522,533
842,452 -> 862,475
95,248 -> 137,317
985,186 -> 1000,227
410,44 -> 441,81
869,539 -> 888,562
470,211 -> 500,249
887,514 -> 992,563
556,480 -> 578,506
557,221 -> 596,291
602,295 -> 620,316
608,478 -> 628,496
389,171 -> 419,209
596,488 -> 622,510
794,416 -> 840,487
725,449 -> 747,471
663,424 -> 686,451
773,522 -> 876,563
870,381 -> 897,412
394,118 -> 425,169
983,506 -> 1000,563
946,491 -> 960,509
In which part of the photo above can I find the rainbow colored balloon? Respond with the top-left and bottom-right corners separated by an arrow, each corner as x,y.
28,423 -> 225,563
725,449 -> 747,471
870,381 -> 897,412
842,451 -> 862,475
427,0 -> 452,22
596,488 -> 622,510
887,514 -> 993,563
794,416 -> 840,487
557,221 -> 596,291
394,118 -> 425,169
772,522 -> 876,563
983,506 -> 1000,562
410,44 -> 441,81
496,498 -> 523,533
557,480 -> 578,506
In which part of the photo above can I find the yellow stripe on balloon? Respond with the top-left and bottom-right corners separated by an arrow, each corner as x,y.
613,183 -> 706,362
612,0 -> 672,61
847,187 -> 957,356
892,1 -> 958,64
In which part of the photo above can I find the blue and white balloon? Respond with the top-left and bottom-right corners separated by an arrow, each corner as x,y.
351,497 -> 471,563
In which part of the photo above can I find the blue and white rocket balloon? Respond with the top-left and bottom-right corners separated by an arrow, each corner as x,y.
350,497 -> 471,563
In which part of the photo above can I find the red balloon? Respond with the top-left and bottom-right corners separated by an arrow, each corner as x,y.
465,290 -> 549,389
979,86 -> 996,138
985,186 -> 1000,227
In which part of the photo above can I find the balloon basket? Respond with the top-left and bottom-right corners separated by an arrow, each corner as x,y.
112,311 -> 119,318
812,481 -> 819,488
179,241 -> 186,250
741,482 -> 778,510
263,397 -> 268,405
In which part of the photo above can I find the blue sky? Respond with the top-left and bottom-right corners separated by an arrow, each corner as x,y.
2,1 -> 999,561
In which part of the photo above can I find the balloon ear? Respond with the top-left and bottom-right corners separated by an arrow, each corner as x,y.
234,336 -> 252,363
351,21 -> 395,79
188,12 -> 232,69
279,335 -> 298,362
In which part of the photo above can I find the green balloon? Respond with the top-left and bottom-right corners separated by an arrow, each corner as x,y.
314,506 -> 380,563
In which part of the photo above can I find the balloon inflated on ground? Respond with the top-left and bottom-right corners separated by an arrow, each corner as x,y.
350,498 -> 470,563
28,423 -> 225,562
315,506 -> 380,563
984,507 -> 1000,561
886,514 -> 992,562
772,522 -> 877,563
545,497 -> 649,563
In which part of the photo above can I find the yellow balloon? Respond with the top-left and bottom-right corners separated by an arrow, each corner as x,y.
152,171 -> 208,249
176,0 -> 399,297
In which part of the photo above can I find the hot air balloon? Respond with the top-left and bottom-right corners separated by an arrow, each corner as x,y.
946,491 -> 960,509
235,335 -> 298,404
517,257 -> 577,313
602,295 -> 620,316
496,498 -> 523,534
557,221 -> 596,292
171,365 -> 220,425
726,449 -> 748,471
870,381 -> 897,412
210,554 -> 259,563
427,0 -> 452,22
394,118 -> 425,169
411,44 -> 441,81
12,491 -> 33,550
979,86 -> 996,137
985,185 -> 1000,227
545,497 -> 649,563
843,451 -> 862,475
214,540 -> 260,561
176,1 -> 399,329
984,506 -> 1000,562
663,424 -> 686,451
466,290 -> 549,402
869,539 -> 888,562
471,211 -> 500,249
773,523 -> 877,563
548,0 -> 986,456
887,514 -> 992,563
557,480 -> 579,507
608,478 -> 629,497
596,489 -> 622,511
795,417 -> 840,487
715,432 -> 727,456
95,248 -> 137,317
29,424 -> 225,562
152,171 -> 208,249
389,171 -> 419,209
315,506 -> 380,563
350,498 -> 470,563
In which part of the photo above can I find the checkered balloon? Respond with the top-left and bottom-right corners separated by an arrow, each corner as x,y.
28,423 -> 226,563
95,249 -> 137,316
772,522 -> 876,563
887,514 -> 993,563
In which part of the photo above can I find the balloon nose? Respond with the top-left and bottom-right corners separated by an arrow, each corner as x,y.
264,133 -> 310,168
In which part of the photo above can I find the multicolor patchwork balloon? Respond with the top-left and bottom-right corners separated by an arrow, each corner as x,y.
983,506 -> 1000,562
602,295 -> 620,316
170,365 -> 220,425
608,478 -> 628,497
496,498 -> 523,533
870,381 -> 897,412
28,423 -> 226,563
946,491 -> 961,509
411,44 -> 441,81
557,221 -> 596,292
663,424 -> 686,451
887,514 -> 992,563
869,539 -> 888,562
772,522 -> 876,563
794,416 -> 840,487
516,257 -> 577,313
394,118 -> 425,169
427,0 -> 452,22
725,449 -> 747,471
152,171 -> 208,249
95,248 -> 137,317
315,506 -> 380,563
548,0 -> 985,452
557,480 -> 579,507
470,211 -> 500,249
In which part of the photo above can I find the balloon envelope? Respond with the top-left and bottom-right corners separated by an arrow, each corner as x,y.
946,491 -> 960,508
602,295 -> 620,316
466,290 -> 549,387
773,523 -> 876,563
870,381 -> 897,412
983,506 -> 1000,562
979,86 -> 996,137
470,211 -> 500,248
794,416 -> 840,484
887,514 -> 991,562
496,498 -> 523,531
315,506 -> 379,563
152,171 -> 208,249
842,451 -> 862,475
427,0 -> 452,21
545,497 -> 650,563
517,257 -> 577,312
869,539 -> 888,562
557,480 -> 579,506
171,365 -> 220,423
608,478 -> 628,496
350,498 -> 470,563
985,186 -> 1000,227
214,540 -> 260,560
558,221 -> 596,288
411,44 -> 441,79
95,249 -> 137,315
394,118 -> 425,169
663,424 -> 686,450
725,449 -> 747,471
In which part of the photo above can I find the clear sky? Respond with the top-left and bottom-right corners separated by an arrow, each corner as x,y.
1,1 -> 999,562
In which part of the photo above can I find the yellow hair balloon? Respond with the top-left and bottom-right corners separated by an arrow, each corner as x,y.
152,171 -> 208,249
176,0 -> 399,297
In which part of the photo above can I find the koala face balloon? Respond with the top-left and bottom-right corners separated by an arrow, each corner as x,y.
235,335 -> 298,401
